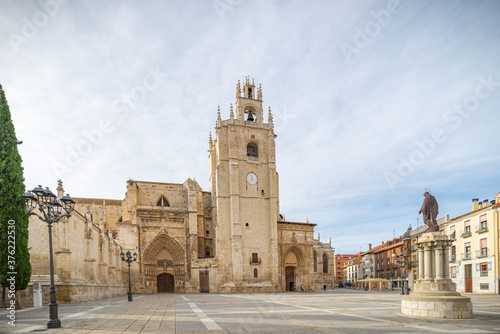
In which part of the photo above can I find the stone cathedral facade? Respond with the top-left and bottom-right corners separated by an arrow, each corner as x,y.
26,78 -> 334,301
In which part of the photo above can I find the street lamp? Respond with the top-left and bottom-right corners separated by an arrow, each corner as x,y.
120,250 -> 137,301
22,186 -> 74,329
392,252 -> 408,295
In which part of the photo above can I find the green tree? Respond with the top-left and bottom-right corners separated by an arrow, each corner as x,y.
0,84 -> 31,309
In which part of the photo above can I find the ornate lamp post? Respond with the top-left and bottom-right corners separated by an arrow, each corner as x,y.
22,186 -> 74,329
392,252 -> 409,295
120,250 -> 137,301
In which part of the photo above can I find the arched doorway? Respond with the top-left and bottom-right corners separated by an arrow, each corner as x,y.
284,251 -> 299,291
143,232 -> 185,293
157,273 -> 174,293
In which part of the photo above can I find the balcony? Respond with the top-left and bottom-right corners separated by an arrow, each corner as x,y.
461,252 -> 472,260
250,257 -> 261,265
461,228 -> 471,238
449,232 -> 456,240
476,223 -> 488,234
476,248 -> 488,258
410,246 -> 417,252
410,260 -> 418,268
449,254 -> 456,262
480,270 -> 488,277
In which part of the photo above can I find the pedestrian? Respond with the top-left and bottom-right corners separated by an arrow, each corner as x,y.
323,284 -> 326,291
301,285 -> 304,292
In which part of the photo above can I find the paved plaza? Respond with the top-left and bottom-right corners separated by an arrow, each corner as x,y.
1,290 -> 500,333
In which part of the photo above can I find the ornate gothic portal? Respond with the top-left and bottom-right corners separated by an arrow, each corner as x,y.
283,246 -> 305,291
143,233 -> 185,293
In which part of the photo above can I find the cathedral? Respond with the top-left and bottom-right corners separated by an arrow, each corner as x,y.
26,78 -> 334,301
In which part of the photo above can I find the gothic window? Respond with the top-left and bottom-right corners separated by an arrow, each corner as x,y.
247,143 -> 258,157
157,196 -> 170,207
254,268 -> 258,278
248,88 -> 253,99
323,253 -> 328,274
314,251 -> 318,272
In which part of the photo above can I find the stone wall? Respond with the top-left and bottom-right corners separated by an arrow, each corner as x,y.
21,208 -> 126,306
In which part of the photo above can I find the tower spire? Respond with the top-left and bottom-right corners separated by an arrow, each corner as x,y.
268,107 -> 274,130
236,80 -> 241,98
217,106 -> 222,127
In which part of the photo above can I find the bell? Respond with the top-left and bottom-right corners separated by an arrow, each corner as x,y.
247,113 -> 254,122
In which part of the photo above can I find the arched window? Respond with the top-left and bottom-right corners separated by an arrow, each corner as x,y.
313,251 -> 318,272
247,143 -> 258,157
254,268 -> 258,278
157,196 -> 170,207
245,108 -> 256,122
323,253 -> 328,274
118,216 -> 122,223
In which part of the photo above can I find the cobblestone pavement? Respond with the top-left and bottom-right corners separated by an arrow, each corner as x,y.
1,290 -> 500,333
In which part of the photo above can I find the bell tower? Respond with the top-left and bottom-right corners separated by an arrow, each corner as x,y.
209,77 -> 279,291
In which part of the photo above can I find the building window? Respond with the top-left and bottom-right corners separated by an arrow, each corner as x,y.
323,253 -> 328,274
480,283 -> 489,290
479,238 -> 488,257
462,220 -> 471,237
314,251 -> 317,272
479,262 -> 488,276
449,225 -> 456,239
450,246 -> 456,262
157,196 -> 170,207
247,143 -> 258,157
252,253 -> 259,264
451,266 -> 457,278
254,268 -> 258,278
463,242 -> 471,260
479,214 -> 488,232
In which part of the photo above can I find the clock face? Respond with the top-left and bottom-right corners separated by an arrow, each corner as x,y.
247,172 -> 257,184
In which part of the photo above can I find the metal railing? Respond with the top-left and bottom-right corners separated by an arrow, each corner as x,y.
476,248 -> 488,258
476,222 -> 488,233
461,228 -> 471,237
461,252 -> 472,260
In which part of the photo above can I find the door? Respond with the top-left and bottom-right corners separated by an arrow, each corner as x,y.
157,273 -> 174,293
285,266 -> 295,291
200,271 -> 209,293
465,264 -> 472,293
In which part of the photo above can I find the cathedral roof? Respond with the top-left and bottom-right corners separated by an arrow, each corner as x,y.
278,221 -> 317,227
73,197 -> 122,206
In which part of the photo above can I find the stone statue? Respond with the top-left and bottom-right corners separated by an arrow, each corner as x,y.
419,191 -> 439,232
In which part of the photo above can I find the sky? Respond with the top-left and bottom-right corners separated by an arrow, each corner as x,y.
1,0 -> 499,254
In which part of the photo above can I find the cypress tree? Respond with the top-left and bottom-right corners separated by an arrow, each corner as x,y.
0,84 -> 31,309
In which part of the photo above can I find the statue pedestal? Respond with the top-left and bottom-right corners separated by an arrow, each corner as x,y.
401,232 -> 472,319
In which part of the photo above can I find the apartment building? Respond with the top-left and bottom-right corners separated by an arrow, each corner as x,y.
443,193 -> 500,294
335,254 -> 356,285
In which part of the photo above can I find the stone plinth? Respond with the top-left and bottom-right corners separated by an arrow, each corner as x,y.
402,232 -> 472,319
